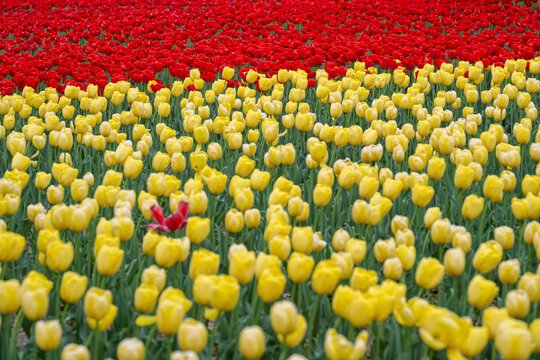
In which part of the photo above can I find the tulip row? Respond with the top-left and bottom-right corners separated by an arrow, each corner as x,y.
0,58 -> 540,360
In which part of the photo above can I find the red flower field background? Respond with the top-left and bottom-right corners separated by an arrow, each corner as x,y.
1,0 -> 539,94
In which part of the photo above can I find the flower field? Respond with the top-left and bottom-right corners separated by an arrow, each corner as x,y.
1,0 -> 540,359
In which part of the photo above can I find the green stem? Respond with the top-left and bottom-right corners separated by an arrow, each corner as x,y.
307,295 -> 321,351
375,321 -> 383,360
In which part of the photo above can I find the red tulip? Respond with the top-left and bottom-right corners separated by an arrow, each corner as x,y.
147,202 -> 189,233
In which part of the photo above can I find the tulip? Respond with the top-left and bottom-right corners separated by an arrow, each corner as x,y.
258,267 -> 286,303
430,218 -> 451,244
142,265 -> 167,292
124,157 -> 143,179
0,231 -> 26,262
518,273 -> 540,302
415,257 -> 444,289
454,164 -> 474,189
473,240 -> 503,274
458,326 -> 489,358
345,239 -> 367,264
462,194 -> 484,219
244,208 -> 261,228
505,289 -> 530,319
483,307 -> 510,340
268,235 -> 291,261
156,299 -> 185,335
287,252 -> 314,283
483,175 -> 504,203
498,259 -> 521,284
170,350 -> 199,360
209,275 -> 240,312
313,183 -> 332,206
186,217 -> 210,244
383,257 -> 403,281
225,209 -> 244,233
61,344 -> 90,360
189,249 -> 220,280
96,245 -> 124,276
35,319 -> 62,351
0,279 -> 21,314
278,314 -> 307,347
46,240 -> 74,272
324,329 -> 368,360
312,260 -> 341,295
468,275 -> 499,309
443,248 -> 465,276
270,300 -> 298,335
84,287 -> 113,321
495,320 -> 535,360
239,326 -> 266,360
22,287 -> 49,320
116,338 -> 145,360
291,226 -> 314,254
396,245 -> 416,270
424,207 -> 442,228
411,184 -> 434,207
60,272 -> 88,304
229,249 -> 255,285
134,284 -> 159,313
178,318 -> 208,353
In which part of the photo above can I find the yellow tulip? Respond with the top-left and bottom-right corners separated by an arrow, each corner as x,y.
117,338 -> 145,360
468,275 -> 499,309
178,318 -> 207,353
239,326 -> 265,360
35,319 -> 62,351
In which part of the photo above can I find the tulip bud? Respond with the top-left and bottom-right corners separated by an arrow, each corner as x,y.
178,318 -> 208,353
468,274 -> 499,309
35,320 -> 62,351
270,300 -> 298,335
239,326 -> 265,360
117,338 -> 145,360
415,257 -> 444,289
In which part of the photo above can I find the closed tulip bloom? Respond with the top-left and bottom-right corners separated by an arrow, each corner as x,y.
383,257 -> 403,280
70,179 -> 89,202
156,299 -> 185,335
270,300 -> 298,335
458,327 -> 489,358
239,326 -> 265,360
0,231 -> 26,262
338,167 -> 356,189
186,217 -> 210,244
454,165 -> 474,189
462,194 -> 484,219
0,279 -> 21,314
431,218 -> 452,244
234,187 -> 254,211
134,284 -> 159,313
244,208 -> 261,228
412,184 -> 434,207
505,289 -> 530,319
229,250 -> 256,285
142,265 -> 167,292
312,260 -> 341,295
60,272 -> 87,304
345,239 -> 367,264
396,245 -> 416,270
468,275 -> 499,309
35,319 -> 62,351
415,257 -> 444,289
258,267 -> 286,303
35,172 -> 52,189
46,240 -> 74,272
84,287 -> 113,321
269,235 -> 291,261
225,209 -> 244,233
250,169 -> 271,191
427,157 -> 446,180
350,268 -> 378,292
61,344 -> 90,360
286,252 -> 314,283
178,318 -> 207,353
22,287 -> 49,320
291,226 -> 314,254
189,249 -> 220,280
116,338 -> 145,360
374,238 -> 396,263
495,320 -> 535,360
313,183 -> 332,206
483,175 -> 504,203
96,245 -> 124,276
209,275 -> 240,312
444,248 -> 465,276
518,273 -> 540,302
493,226 -> 514,251
498,259 -> 521,284
124,157 -> 143,179
473,241 -> 503,274
424,207 -> 442,228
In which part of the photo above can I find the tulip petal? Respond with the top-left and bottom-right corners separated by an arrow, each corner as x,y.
150,204 -> 165,225
135,315 -> 157,327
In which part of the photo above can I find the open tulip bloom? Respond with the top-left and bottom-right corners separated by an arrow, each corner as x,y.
147,202 -> 189,233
